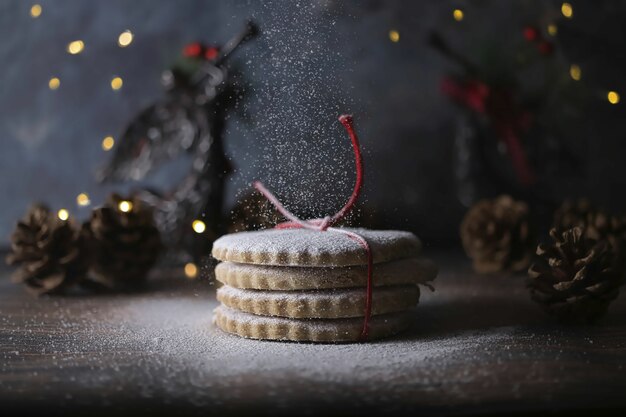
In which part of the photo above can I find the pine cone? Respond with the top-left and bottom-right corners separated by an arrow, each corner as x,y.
228,190 -> 283,233
528,227 -> 623,323
460,195 -> 531,273
554,199 -> 626,257
83,194 -> 162,286
6,204 -> 86,295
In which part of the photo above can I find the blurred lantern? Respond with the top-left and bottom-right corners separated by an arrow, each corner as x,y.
429,30 -> 586,216
98,21 -> 258,263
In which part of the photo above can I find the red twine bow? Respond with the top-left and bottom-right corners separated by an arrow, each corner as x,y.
253,115 -> 374,340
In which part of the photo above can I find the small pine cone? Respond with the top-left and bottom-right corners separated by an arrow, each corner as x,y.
83,194 -> 162,286
460,195 -> 531,273
228,190 -> 283,233
528,227 -> 624,323
6,204 -> 86,295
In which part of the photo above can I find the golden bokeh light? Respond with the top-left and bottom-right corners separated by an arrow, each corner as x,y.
30,4 -> 42,18
561,3 -> 573,18
569,64 -> 581,81
57,209 -> 69,221
184,263 -> 198,279
118,30 -> 133,47
192,219 -> 206,234
48,77 -> 60,90
547,24 -> 558,36
453,9 -> 464,21
118,200 -> 133,213
67,40 -> 85,55
111,77 -> 123,90
102,136 -> 115,151
608,91 -> 620,105
388,30 -> 400,43
76,193 -> 90,206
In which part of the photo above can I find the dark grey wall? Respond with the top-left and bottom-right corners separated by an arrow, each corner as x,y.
2,0 -> 626,245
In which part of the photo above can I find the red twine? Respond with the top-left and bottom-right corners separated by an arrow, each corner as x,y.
253,115 -> 374,340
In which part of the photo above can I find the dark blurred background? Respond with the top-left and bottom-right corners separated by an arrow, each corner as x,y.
2,0 -> 626,247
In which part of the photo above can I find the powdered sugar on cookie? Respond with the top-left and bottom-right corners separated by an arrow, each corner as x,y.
211,228 -> 422,266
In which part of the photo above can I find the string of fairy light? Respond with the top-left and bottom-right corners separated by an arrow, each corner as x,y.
30,2 -> 618,281
29,3 -> 203,278
29,4 -> 134,215
387,2 -> 621,105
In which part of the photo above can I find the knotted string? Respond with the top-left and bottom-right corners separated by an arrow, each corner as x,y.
253,115 -> 374,340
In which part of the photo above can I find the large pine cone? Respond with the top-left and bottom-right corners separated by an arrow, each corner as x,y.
6,204 -> 86,295
460,195 -> 531,273
554,199 -> 626,255
83,194 -> 162,286
528,227 -> 623,323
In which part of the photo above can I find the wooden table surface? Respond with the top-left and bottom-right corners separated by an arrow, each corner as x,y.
1,251 -> 626,416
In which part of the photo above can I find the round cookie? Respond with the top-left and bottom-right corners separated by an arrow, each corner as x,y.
217,284 -> 419,319
213,306 -> 412,342
215,257 -> 437,290
211,228 -> 422,267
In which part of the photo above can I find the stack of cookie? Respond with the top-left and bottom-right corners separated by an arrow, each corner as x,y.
211,228 -> 437,342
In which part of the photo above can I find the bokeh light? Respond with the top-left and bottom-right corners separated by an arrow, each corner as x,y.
48,77 -> 60,90
67,40 -> 85,55
388,30 -> 400,43
57,209 -> 69,221
569,64 -> 581,81
547,24 -> 558,36
453,9 -> 464,21
102,136 -> 115,151
118,200 -> 133,212
118,30 -> 133,47
608,91 -> 620,105
192,219 -> 206,234
30,4 -> 42,18
184,263 -> 198,279
111,77 -> 123,90
561,3 -> 573,18
76,193 -> 90,206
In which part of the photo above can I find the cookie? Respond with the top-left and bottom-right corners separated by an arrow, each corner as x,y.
217,284 -> 419,319
211,228 -> 422,266
213,306 -> 412,342
215,257 -> 437,290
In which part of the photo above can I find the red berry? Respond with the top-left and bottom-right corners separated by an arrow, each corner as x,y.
537,41 -> 554,55
204,47 -> 219,60
183,42 -> 203,58
523,26 -> 539,42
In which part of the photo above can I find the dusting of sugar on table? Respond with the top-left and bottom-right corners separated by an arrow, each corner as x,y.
3,254 -> 626,414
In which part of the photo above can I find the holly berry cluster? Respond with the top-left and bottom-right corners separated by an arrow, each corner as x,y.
182,42 -> 220,60
522,26 -> 554,56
